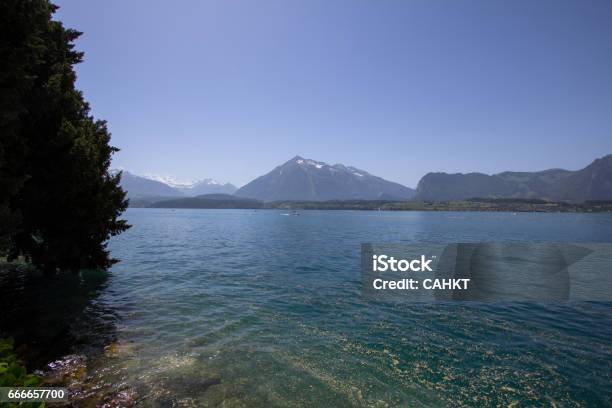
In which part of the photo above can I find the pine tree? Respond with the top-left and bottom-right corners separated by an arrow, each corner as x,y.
0,0 -> 129,272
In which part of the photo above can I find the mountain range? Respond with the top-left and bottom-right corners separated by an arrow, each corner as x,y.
415,154 -> 612,201
116,154 -> 612,205
118,171 -> 237,199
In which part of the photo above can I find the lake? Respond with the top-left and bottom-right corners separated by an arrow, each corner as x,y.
57,209 -> 612,406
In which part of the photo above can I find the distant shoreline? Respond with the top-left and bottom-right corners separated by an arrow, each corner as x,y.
130,197 -> 612,213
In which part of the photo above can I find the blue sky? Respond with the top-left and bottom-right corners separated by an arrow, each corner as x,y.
55,0 -> 612,187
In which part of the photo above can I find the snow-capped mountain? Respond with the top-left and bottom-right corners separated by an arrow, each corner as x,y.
141,174 -> 196,188
117,171 -> 237,199
235,156 -> 415,201
176,179 -> 237,196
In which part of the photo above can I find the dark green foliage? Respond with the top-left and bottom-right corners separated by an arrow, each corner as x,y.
0,338 -> 43,408
0,0 -> 129,272
0,338 -> 40,387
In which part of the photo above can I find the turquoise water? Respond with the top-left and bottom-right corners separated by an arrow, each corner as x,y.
78,210 -> 612,406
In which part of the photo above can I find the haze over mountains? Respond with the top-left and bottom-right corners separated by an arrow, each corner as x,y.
117,154 -> 612,206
